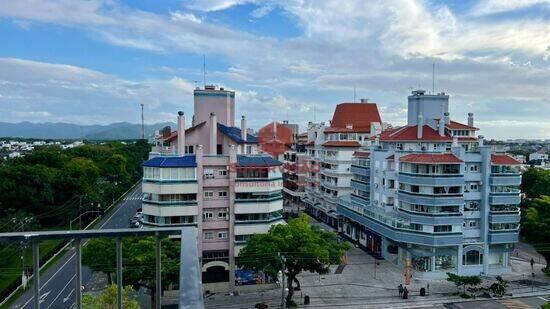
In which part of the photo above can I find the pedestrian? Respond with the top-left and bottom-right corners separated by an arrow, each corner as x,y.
398,284 -> 403,297
403,287 -> 408,299
530,258 -> 534,270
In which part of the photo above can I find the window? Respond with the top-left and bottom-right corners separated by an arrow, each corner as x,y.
434,225 -> 452,233
465,201 -> 480,211
246,145 -> 252,154
204,169 -> 214,179
218,231 -> 228,239
218,169 -> 227,176
203,212 -> 213,220
218,191 -> 228,198
463,220 -> 478,228
469,183 -> 479,191
469,164 -> 478,172
204,232 -> 214,240
185,145 -> 194,154
463,250 -> 483,265
217,144 -> 223,155
218,209 -> 228,219
204,191 -> 214,198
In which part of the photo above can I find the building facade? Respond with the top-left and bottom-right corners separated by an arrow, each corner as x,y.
302,101 -> 383,227
142,86 -> 285,291
338,90 -> 521,279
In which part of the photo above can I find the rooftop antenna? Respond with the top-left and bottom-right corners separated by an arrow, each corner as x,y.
203,55 -> 206,87
432,62 -> 435,94
140,103 -> 145,140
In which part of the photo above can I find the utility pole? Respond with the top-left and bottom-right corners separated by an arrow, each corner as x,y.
279,252 -> 286,309
141,103 -> 145,140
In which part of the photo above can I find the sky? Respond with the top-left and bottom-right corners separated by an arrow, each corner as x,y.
0,0 -> 549,139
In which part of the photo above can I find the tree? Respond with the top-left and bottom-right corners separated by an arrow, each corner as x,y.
237,215 -> 350,307
489,276 -> 508,297
83,237 -> 180,307
522,196 -> 550,271
446,273 -> 482,297
82,284 -> 139,309
521,168 -> 550,198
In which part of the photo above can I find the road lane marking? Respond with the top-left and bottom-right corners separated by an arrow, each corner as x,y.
63,288 -> 75,303
20,253 -> 76,308
39,290 -> 51,304
46,274 -> 76,309
19,186 -> 140,309
538,296 -> 549,301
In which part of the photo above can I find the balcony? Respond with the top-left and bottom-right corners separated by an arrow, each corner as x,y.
351,165 -> 370,176
142,181 -> 198,195
142,198 -> 198,207
337,200 -> 462,246
489,175 -> 521,186
398,191 -> 464,206
234,197 -> 283,214
398,173 -> 464,186
351,178 -> 370,192
489,195 -> 521,205
489,211 -> 521,224
488,229 -> 519,244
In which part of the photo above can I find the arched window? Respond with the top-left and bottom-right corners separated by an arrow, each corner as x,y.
463,250 -> 483,265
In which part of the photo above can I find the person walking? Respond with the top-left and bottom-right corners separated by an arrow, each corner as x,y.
398,284 -> 403,297
530,258 -> 535,271
403,286 -> 408,299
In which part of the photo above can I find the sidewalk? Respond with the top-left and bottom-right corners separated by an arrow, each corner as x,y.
204,245 -> 550,308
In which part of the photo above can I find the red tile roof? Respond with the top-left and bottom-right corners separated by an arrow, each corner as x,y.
491,154 -> 521,165
400,153 -> 463,164
379,125 -> 452,141
446,120 -> 478,130
258,122 -> 293,146
328,103 -> 381,133
322,141 -> 361,147
353,151 -> 370,158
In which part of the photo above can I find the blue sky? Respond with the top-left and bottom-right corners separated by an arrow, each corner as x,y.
0,0 -> 549,139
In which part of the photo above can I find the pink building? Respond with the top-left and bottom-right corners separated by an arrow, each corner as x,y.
143,86 -> 285,291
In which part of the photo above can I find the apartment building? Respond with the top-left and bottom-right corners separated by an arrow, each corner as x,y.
338,90 -> 521,279
142,85 -> 285,291
302,100 -> 383,227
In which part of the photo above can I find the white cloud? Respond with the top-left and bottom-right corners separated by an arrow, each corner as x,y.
170,11 -> 202,23
470,0 -> 550,16
0,0 -> 549,138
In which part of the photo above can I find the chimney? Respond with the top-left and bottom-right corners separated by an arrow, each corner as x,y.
417,114 -> 424,139
210,113 -> 217,155
478,135 -> 484,147
241,115 -> 247,141
444,112 -> 450,125
177,111 -> 185,155
438,119 -> 445,137
360,98 -> 368,103
468,113 -> 474,127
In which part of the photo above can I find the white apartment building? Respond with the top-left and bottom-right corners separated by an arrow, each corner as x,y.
302,101 -> 383,227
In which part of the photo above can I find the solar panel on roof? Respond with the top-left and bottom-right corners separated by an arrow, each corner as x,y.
142,155 -> 197,167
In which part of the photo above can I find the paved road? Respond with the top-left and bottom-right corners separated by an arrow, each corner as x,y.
442,294 -> 550,309
10,186 -> 143,309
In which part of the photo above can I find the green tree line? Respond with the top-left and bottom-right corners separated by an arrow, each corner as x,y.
0,140 -> 150,232
520,168 -> 550,272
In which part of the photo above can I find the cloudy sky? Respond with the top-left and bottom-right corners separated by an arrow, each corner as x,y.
0,0 -> 549,139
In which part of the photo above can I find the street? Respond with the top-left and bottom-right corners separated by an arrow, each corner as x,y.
9,186 -> 143,309
443,295 -> 550,309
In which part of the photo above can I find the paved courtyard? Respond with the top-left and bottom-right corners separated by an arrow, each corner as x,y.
204,230 -> 550,309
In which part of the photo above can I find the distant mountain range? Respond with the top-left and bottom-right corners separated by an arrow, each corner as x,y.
0,121 -> 175,140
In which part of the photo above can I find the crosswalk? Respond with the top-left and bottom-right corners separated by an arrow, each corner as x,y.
124,196 -> 143,201
498,298 -> 532,309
